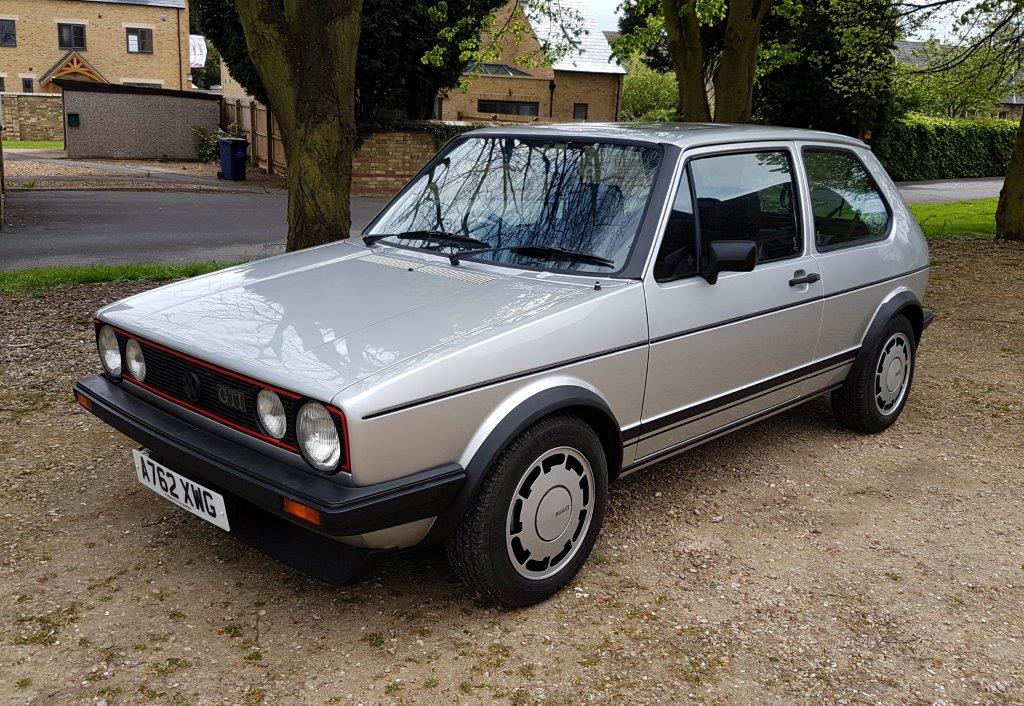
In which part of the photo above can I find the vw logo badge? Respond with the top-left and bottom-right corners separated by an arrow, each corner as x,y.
183,371 -> 202,402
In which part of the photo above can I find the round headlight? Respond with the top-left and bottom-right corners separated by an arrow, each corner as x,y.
257,389 -> 287,440
296,401 -> 341,472
97,325 -> 122,377
125,338 -> 146,381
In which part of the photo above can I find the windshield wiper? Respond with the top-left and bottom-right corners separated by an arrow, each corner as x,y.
450,244 -> 615,269
363,230 -> 490,249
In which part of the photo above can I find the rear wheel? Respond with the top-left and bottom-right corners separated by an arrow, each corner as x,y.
445,415 -> 608,607
832,314 -> 917,433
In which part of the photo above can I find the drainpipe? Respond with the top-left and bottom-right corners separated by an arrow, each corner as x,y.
614,75 -> 622,121
176,9 -> 183,89
548,79 -> 555,120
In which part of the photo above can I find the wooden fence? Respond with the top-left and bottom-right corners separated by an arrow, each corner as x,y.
222,98 -> 287,175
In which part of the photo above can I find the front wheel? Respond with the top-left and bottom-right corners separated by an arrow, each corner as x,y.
832,314 -> 917,434
445,415 -> 608,607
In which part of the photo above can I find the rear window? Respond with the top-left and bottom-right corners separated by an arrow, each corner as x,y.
803,149 -> 891,250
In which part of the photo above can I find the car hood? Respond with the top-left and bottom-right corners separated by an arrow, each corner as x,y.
97,242 -> 592,401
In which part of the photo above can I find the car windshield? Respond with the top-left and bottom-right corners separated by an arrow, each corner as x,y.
365,137 -> 662,274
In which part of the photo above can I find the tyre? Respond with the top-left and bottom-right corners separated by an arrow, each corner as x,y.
445,414 -> 608,607
832,314 -> 917,434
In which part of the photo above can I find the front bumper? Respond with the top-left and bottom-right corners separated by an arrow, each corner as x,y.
74,375 -> 465,579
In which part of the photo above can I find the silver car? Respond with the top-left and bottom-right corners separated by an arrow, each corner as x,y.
76,124 -> 932,606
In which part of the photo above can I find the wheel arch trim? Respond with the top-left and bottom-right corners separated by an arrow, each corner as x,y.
851,289 -> 923,381
424,382 -> 623,544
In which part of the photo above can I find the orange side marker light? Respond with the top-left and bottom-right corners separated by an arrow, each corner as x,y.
75,391 -> 92,411
283,498 -> 321,526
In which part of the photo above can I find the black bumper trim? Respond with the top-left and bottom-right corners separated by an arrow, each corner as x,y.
75,375 -> 465,537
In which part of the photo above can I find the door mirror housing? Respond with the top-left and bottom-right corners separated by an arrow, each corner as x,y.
701,240 -> 758,284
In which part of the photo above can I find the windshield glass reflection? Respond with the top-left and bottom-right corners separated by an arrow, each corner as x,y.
367,137 -> 661,274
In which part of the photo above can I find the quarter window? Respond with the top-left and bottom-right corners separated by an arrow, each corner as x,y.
690,151 -> 802,264
126,27 -> 153,54
58,23 -> 87,50
653,174 -> 698,281
803,149 -> 891,249
0,19 -> 15,47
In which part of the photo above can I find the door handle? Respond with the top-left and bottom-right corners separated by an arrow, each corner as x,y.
789,272 -> 820,287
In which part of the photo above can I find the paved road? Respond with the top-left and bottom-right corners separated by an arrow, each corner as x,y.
0,176 -> 1005,270
0,190 -> 389,270
896,177 -> 1003,204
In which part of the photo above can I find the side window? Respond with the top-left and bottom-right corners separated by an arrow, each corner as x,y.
803,149 -> 891,250
690,151 -> 801,264
653,173 -> 698,281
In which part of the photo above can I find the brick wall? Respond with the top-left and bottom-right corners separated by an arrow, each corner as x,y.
551,71 -> 621,123
1,93 -> 64,140
352,131 -> 438,196
0,0 -> 190,92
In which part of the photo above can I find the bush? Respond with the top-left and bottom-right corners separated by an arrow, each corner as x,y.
621,55 -> 678,122
193,123 -> 244,163
872,113 -> 1017,181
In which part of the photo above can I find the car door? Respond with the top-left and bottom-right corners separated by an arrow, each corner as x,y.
635,143 -> 824,462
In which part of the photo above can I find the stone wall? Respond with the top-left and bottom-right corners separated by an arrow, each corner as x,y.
1,93 -> 64,141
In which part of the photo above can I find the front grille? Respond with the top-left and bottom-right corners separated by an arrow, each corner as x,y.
101,324 -> 349,472
123,336 -> 301,448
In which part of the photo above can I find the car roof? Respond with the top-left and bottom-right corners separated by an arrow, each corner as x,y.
463,122 -> 867,150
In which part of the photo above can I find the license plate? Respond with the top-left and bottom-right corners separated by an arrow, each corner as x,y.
133,449 -> 230,531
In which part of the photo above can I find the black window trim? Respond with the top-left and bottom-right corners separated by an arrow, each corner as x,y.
654,145 -> 806,284
58,22 -> 87,51
0,18 -> 16,48
125,26 -> 154,54
801,145 -> 894,254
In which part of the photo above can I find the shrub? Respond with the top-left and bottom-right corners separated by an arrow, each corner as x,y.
621,55 -> 678,122
872,113 -> 1017,181
193,123 -> 244,163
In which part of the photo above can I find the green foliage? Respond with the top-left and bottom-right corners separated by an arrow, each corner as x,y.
189,0 -> 266,104
620,55 -> 679,122
193,124 -> 244,163
909,198 -> 998,239
354,118 -> 479,150
873,113 -> 1018,181
192,0 -> 507,118
755,0 -> 901,135
898,41 -> 1022,118
0,263 -> 234,293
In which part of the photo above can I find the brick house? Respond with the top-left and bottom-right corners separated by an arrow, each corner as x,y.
436,0 -> 625,122
0,0 -> 190,95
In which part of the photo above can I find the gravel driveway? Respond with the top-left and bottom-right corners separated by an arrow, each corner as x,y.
1,238 -> 1022,705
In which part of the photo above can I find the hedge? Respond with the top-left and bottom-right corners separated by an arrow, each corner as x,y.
872,113 -> 1018,182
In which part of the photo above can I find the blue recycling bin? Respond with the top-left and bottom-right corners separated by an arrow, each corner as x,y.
218,137 -> 249,181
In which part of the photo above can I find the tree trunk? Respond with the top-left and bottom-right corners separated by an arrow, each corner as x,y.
712,0 -> 772,123
996,111 -> 1024,241
662,0 -> 712,122
235,0 -> 362,251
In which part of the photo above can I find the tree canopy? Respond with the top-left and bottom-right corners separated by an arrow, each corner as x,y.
192,0 -> 506,119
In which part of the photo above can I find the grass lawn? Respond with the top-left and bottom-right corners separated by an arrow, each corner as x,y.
909,198 -> 997,239
0,263 -> 233,293
1,139 -> 64,150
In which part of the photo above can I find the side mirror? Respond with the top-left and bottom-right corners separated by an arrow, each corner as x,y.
701,240 -> 758,284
